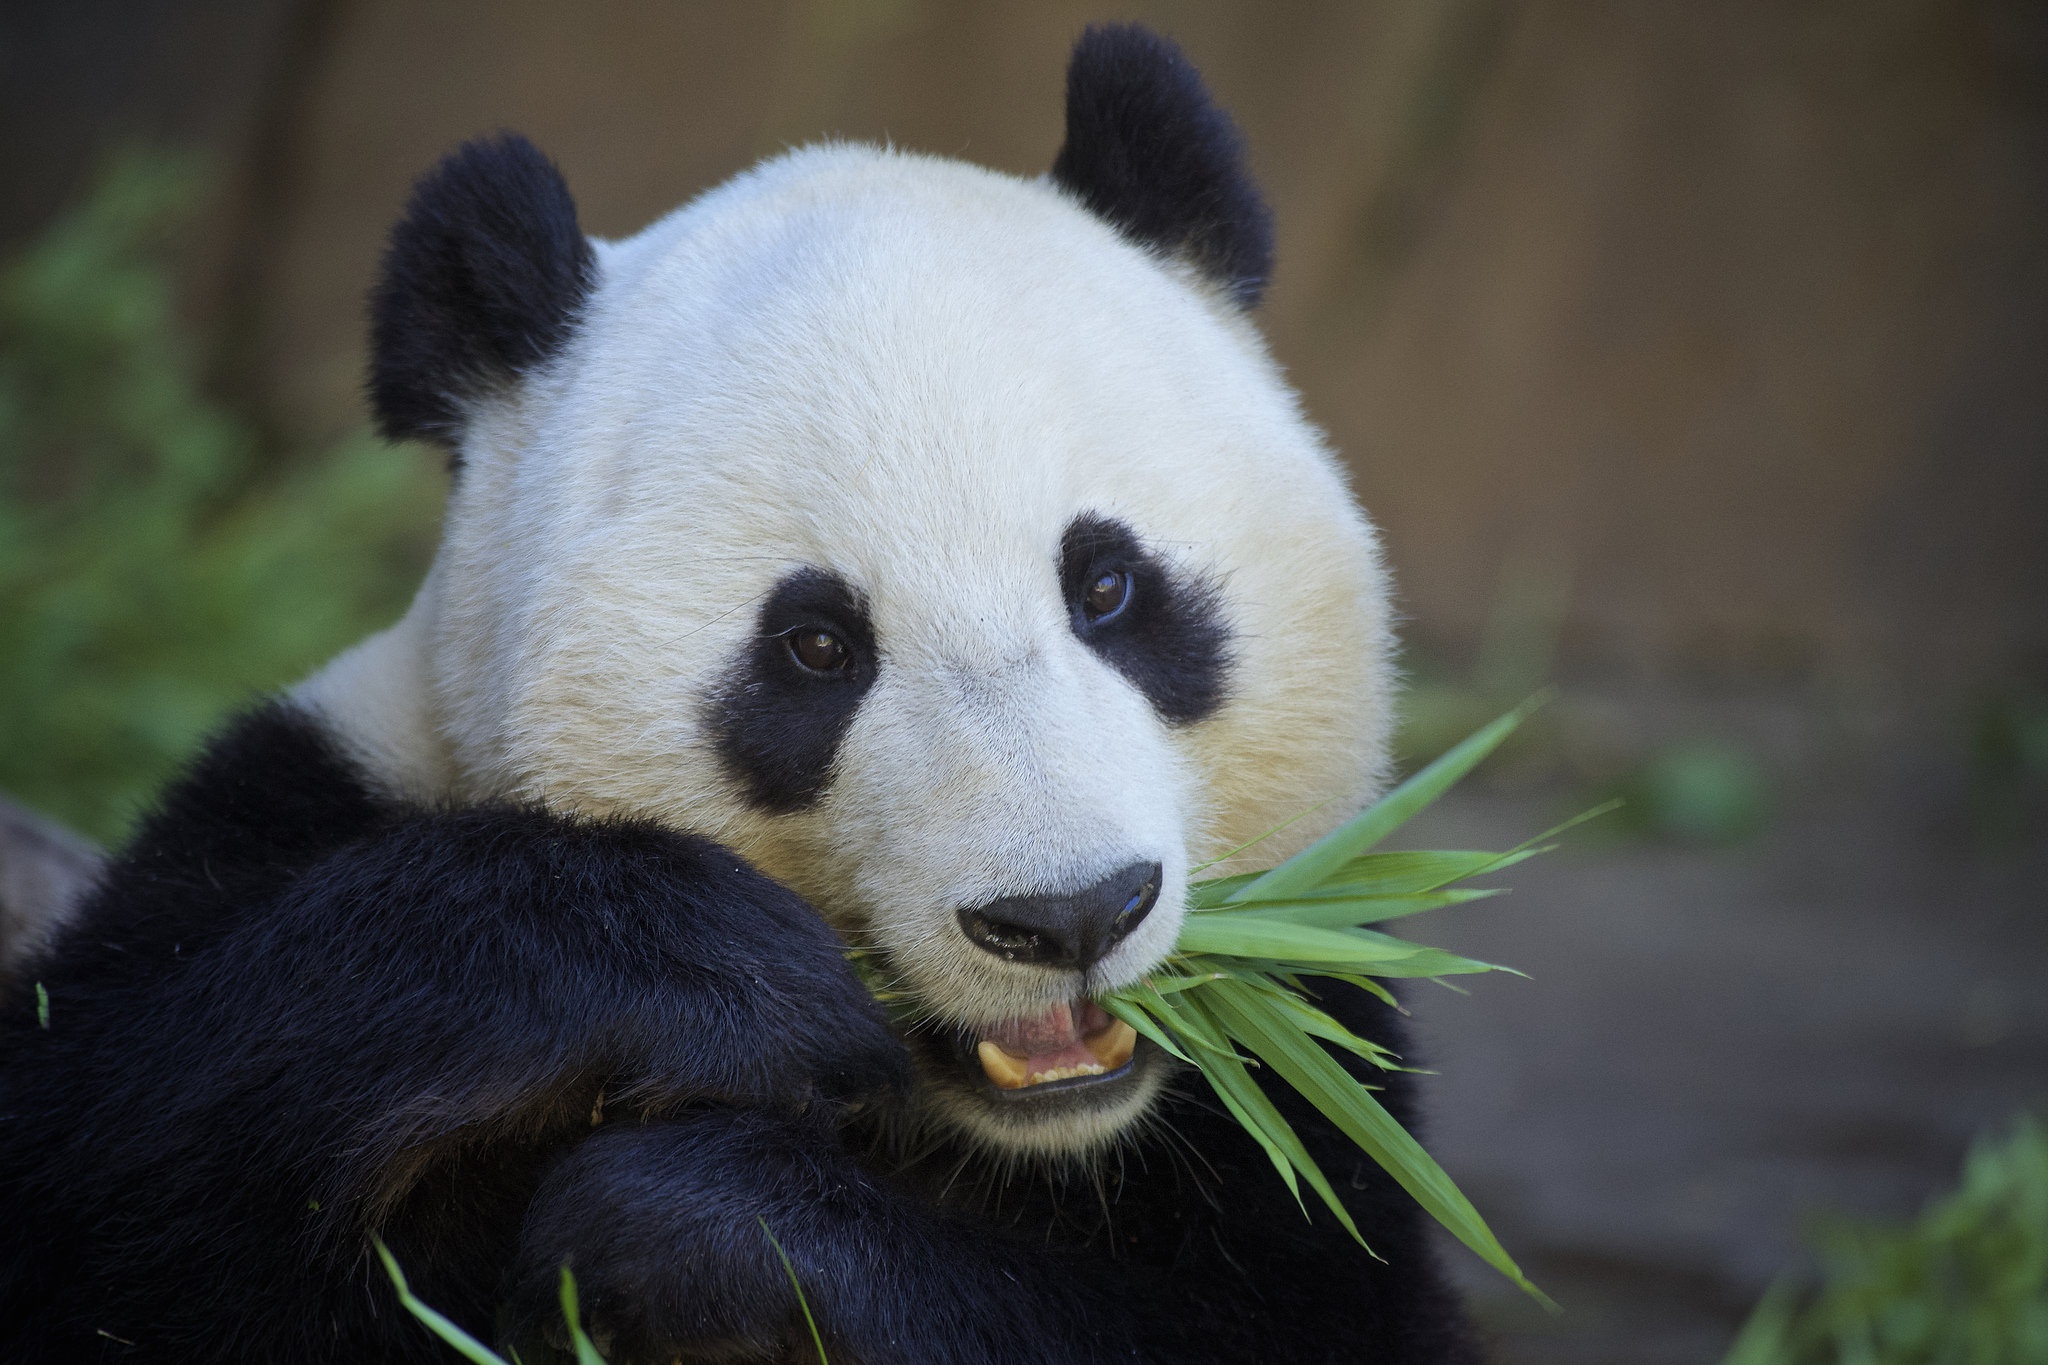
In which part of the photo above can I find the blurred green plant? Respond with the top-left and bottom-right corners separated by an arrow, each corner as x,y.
1614,739 -> 1772,847
1395,553 -> 1575,779
0,151 -> 442,844
1723,1116 -> 2048,1365
1968,684 -> 2048,846
1397,553 -> 1773,845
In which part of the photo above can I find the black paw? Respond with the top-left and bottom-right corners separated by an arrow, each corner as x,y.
596,828 -> 911,1109
506,1116 -> 861,1364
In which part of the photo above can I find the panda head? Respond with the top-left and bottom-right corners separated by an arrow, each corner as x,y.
305,25 -> 1396,1159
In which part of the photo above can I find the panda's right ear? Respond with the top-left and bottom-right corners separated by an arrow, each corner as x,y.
368,133 -> 596,455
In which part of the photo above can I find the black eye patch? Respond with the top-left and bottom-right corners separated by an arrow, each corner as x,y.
1059,514 -> 1232,724
707,568 -> 878,814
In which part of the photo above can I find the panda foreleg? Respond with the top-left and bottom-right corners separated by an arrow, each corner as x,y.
0,784 -> 910,1360
505,1109 -> 1144,1365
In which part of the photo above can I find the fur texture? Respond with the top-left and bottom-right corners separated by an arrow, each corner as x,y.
1058,513 -> 1233,725
708,566 -> 881,814
0,23 -> 1471,1363
0,706 -> 1475,1364
0,704 -> 908,1361
313,135 -> 1396,1108
369,133 -> 598,450
1052,25 -> 1275,307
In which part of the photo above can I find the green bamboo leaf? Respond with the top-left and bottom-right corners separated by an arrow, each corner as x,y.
1355,847 -> 1544,892
1335,849 -> 1547,894
1216,850 -> 1528,903
557,1267 -> 608,1365
1160,993 -> 1299,1202
1175,917 -> 1438,965
759,1220 -> 828,1365
864,710 -> 1605,1303
1141,972 -> 1229,994
1180,989 -> 1368,1251
1228,888 -> 1503,930
1187,869 -> 1265,908
1221,980 -> 1400,1068
1201,989 -> 1552,1306
1224,695 -> 1549,905
1181,918 -> 1506,979
375,1238 -> 516,1365
1138,977 -> 1245,1056
1188,800 -> 1334,875
1423,800 -> 1621,894
1203,1062 -> 1304,1205
1307,970 -> 1400,1008
1332,946 -> 1510,979
1099,993 -> 1194,1065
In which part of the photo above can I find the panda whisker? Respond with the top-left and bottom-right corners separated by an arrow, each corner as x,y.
669,586 -> 777,644
934,1150 -> 979,1206
1142,1095 -> 1227,1215
1084,1155 -> 1115,1242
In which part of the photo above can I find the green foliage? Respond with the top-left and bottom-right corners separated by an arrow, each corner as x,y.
0,151 -> 442,843
1616,739 -> 1773,846
761,1217 -> 831,1365
1102,697 -> 1596,1306
1724,1117 -> 2048,1365
378,1238 -> 610,1365
379,1225 -> 834,1364
1968,685 -> 2048,845
1397,551 -> 1779,848
851,701 -> 1599,1303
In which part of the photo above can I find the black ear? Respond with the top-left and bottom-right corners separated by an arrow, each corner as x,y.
368,133 -> 597,451
1051,25 -> 1274,308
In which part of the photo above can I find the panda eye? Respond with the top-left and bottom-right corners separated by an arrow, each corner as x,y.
786,628 -> 852,674
1082,568 -> 1132,623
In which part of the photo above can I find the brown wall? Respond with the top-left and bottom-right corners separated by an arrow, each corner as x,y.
8,0 -> 2043,700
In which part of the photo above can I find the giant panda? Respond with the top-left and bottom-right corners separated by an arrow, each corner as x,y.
0,25 -> 1481,1365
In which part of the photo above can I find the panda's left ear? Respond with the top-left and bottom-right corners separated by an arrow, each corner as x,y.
368,133 -> 597,454
1051,24 -> 1274,308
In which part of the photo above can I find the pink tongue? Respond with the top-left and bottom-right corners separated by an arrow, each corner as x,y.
984,1001 -> 1113,1071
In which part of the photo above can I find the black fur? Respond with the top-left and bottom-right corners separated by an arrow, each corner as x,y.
0,705 -> 1479,1364
0,704 -> 906,1361
1061,513 -> 1233,725
707,567 -> 880,814
1052,25 -> 1275,307
369,133 -> 597,452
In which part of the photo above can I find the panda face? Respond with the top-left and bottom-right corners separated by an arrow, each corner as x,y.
707,505 -> 1207,1155
306,46 -> 1397,1159
384,149 -> 1390,1156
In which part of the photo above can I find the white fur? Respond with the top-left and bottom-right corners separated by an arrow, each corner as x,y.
296,143 -> 1397,1151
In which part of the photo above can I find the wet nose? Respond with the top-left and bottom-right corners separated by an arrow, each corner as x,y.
956,861 -> 1163,971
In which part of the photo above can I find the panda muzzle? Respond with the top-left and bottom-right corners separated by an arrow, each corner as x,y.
974,1000 -> 1138,1090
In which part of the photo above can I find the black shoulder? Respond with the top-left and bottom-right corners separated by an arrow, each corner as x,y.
52,702 -> 388,969
368,132 -> 597,453
1051,23 -> 1275,307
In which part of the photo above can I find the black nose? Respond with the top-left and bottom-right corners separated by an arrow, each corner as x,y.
956,861 -> 1163,971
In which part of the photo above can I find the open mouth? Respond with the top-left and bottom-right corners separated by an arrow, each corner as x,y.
971,999 -> 1138,1094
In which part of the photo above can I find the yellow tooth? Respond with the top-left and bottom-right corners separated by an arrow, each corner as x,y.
977,1041 -> 1031,1090
1085,1019 -> 1137,1071
1028,1062 -> 1107,1085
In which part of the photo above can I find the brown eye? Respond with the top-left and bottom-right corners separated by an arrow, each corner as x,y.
1083,568 -> 1131,622
788,628 -> 850,673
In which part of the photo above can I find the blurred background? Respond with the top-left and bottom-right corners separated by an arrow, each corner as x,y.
1,2 -> 2043,1361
